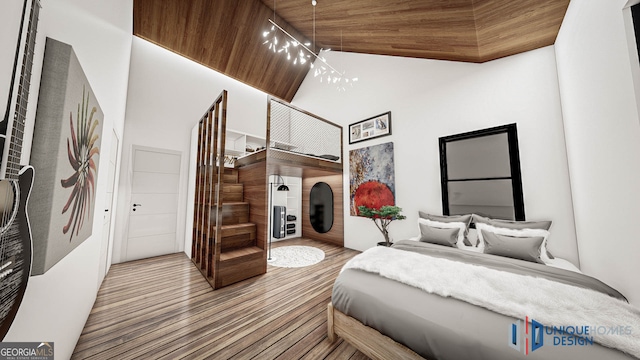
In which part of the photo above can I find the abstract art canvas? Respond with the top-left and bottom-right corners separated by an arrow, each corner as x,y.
349,142 -> 395,216
30,38 -> 103,275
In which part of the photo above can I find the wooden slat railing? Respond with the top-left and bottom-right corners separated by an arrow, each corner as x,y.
192,90 -> 228,286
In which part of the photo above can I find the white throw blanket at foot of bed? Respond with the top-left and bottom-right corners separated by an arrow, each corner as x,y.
343,246 -> 640,358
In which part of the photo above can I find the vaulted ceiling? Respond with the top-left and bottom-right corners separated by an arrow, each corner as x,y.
133,0 -> 570,102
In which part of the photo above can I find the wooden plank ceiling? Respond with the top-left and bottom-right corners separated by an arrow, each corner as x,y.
133,0 -> 570,102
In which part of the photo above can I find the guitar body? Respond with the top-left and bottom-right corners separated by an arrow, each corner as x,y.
0,165 -> 33,340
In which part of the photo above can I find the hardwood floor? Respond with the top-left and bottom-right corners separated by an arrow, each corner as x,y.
72,238 -> 369,359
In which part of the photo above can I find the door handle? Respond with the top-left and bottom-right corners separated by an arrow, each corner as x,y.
133,204 -> 142,207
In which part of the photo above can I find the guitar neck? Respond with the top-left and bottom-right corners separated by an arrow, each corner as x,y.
1,0 -> 40,181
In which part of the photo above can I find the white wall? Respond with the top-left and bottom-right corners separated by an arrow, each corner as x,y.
292,46 -> 579,266
555,0 -> 640,306
4,0 -> 132,358
114,38 -> 269,263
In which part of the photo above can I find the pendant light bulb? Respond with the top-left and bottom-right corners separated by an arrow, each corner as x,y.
261,0 -> 357,89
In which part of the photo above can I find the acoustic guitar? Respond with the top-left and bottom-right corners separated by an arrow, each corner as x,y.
0,0 -> 40,340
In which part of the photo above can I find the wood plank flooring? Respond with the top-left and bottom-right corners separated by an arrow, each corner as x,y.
72,238 -> 369,359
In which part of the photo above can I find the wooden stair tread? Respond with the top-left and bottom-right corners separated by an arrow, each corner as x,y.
196,201 -> 249,205
216,222 -> 255,230
219,246 -> 263,262
198,201 -> 249,207
208,205 -> 253,228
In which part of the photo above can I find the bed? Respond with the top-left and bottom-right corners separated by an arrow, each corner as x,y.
328,239 -> 640,360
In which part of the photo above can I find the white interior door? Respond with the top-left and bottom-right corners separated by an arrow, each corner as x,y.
125,146 -> 181,261
98,130 -> 119,288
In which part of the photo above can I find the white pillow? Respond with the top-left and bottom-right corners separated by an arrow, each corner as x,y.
476,223 -> 552,263
418,218 -> 467,249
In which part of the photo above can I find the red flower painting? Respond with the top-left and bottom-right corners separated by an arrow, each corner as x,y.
349,142 -> 396,216
353,181 -> 395,215
61,88 -> 100,241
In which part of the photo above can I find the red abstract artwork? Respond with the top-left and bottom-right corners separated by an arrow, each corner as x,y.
349,142 -> 395,216
353,181 -> 394,214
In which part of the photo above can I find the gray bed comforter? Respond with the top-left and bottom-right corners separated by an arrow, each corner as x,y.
331,240 -> 636,360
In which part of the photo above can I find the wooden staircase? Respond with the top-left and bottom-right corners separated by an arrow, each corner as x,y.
212,170 -> 264,287
192,90 -> 266,290
194,168 -> 265,289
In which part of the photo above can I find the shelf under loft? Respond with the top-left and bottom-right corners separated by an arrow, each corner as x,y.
237,148 -> 266,159
224,148 -> 244,156
246,134 -> 265,143
225,130 -> 245,141
224,129 -> 267,161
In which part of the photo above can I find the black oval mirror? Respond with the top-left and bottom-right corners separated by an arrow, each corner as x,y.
309,182 -> 333,233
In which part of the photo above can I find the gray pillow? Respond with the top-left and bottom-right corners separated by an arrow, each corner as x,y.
472,214 -> 554,259
472,213 -> 552,230
471,214 -> 492,226
419,212 -> 472,246
481,230 -> 545,264
419,222 -> 460,247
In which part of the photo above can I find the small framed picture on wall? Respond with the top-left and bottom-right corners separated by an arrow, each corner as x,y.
349,111 -> 392,144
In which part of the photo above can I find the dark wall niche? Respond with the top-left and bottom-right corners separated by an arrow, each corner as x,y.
309,182 -> 334,233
